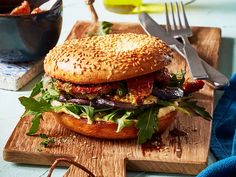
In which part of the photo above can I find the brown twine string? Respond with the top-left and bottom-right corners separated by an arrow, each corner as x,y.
47,158 -> 95,177
84,0 -> 98,23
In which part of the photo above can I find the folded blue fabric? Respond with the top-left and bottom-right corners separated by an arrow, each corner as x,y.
211,73 -> 236,159
197,156 -> 236,177
197,73 -> 236,177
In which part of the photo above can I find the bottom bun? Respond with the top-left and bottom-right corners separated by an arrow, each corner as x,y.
53,111 -> 177,139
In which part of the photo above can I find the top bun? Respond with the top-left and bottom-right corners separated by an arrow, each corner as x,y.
44,33 -> 172,84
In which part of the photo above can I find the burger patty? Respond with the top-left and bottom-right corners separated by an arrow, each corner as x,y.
54,68 -> 171,101
54,80 -> 119,99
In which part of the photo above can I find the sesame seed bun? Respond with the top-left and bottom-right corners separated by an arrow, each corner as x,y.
44,33 -> 172,84
52,111 -> 177,139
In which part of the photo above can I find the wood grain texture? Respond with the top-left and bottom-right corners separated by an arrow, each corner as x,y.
4,21 -> 221,177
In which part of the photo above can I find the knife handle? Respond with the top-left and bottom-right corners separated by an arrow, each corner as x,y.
182,36 -> 209,80
201,59 -> 229,90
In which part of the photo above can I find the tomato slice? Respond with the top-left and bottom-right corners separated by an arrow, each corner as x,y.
127,73 -> 154,103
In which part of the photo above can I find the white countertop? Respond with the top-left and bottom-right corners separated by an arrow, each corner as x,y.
1,0 -> 236,176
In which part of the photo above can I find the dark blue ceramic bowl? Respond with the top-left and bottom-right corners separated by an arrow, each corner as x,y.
0,0 -> 62,62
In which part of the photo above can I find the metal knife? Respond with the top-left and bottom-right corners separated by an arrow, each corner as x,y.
139,12 -> 229,90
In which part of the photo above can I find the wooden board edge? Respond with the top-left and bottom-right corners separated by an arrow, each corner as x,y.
126,160 -> 207,175
3,149 -> 75,166
3,116 -> 25,152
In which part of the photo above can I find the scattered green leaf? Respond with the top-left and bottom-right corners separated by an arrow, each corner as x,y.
39,133 -> 55,148
39,133 -> 48,139
26,112 -> 42,135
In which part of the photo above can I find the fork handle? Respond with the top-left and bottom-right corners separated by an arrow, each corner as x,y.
182,36 -> 209,80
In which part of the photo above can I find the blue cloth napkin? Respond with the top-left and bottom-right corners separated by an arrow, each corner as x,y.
211,73 -> 236,159
197,156 -> 236,177
197,73 -> 236,177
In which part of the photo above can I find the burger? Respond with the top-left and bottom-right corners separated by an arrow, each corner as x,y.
19,33 -> 210,144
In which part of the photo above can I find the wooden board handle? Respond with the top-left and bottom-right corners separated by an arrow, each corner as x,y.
64,157 -> 126,177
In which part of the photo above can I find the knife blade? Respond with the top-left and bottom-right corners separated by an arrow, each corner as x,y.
139,12 -> 229,90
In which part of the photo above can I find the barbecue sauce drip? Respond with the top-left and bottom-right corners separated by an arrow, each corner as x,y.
141,133 -> 164,156
141,128 -> 188,158
168,128 -> 188,158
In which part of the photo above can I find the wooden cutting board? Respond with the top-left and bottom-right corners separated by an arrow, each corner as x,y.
3,21 -> 221,177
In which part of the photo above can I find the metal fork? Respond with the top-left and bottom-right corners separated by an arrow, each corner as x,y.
165,2 -> 208,80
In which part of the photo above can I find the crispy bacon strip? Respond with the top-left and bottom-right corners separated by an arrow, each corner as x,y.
10,1 -> 31,15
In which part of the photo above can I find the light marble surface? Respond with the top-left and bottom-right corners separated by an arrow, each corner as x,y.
0,0 -> 236,176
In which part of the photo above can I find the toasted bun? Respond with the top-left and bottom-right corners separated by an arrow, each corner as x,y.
52,111 -> 177,139
44,33 -> 172,84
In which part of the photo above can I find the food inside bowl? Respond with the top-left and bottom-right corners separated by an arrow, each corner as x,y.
2,0 -> 44,15
11,1 -> 44,15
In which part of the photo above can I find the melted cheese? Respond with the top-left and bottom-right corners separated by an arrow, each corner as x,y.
157,106 -> 176,118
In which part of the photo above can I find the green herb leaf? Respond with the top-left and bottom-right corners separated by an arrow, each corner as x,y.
41,88 -> 59,102
80,105 -> 95,122
26,112 -> 42,135
157,99 -> 190,116
94,107 -> 112,113
39,133 -> 48,139
30,81 -> 43,97
136,107 -> 157,144
116,111 -> 134,132
65,104 -> 81,115
19,96 -> 52,113
104,110 -> 119,121
157,99 -> 173,107
181,100 -> 212,120
169,70 -> 186,87
98,21 -> 113,36
40,137 -> 55,148
87,21 -> 113,36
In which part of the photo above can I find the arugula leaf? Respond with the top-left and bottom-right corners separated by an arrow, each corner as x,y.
53,104 -> 81,120
116,111 -> 134,132
19,96 -> 52,113
157,100 -> 190,116
41,88 -> 59,102
181,100 -> 212,120
80,105 -> 95,122
136,107 -> 157,144
26,112 -> 42,135
169,70 -> 186,87
94,107 -> 112,113
104,110 -> 119,121
98,21 -> 113,35
30,81 -> 43,97
65,104 -> 81,115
